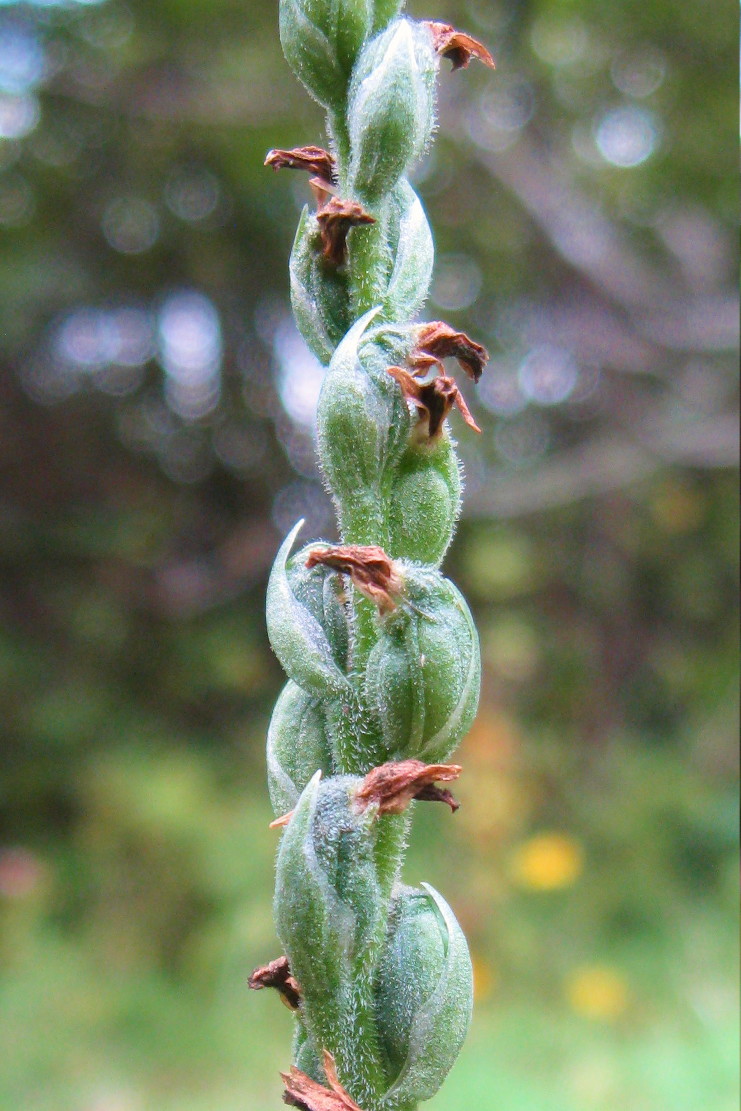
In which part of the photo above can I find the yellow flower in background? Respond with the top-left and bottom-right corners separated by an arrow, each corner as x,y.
567,966 -> 629,1021
510,832 -> 584,891
471,956 -> 497,1002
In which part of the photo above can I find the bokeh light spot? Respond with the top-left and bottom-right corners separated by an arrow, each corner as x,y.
431,253 -> 483,312
0,91 -> 39,139
595,105 -> 659,168
511,833 -> 585,891
157,290 -> 222,421
165,166 -> 221,224
531,17 -> 589,67
611,48 -> 667,99
273,317 -> 325,429
102,197 -> 160,255
567,966 -> 630,1021
519,344 -> 579,405
0,19 -> 44,94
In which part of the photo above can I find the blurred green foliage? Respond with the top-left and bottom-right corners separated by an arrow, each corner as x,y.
0,0 -> 738,1108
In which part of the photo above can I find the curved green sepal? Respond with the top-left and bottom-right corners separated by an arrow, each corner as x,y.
376,884 -> 473,1106
267,681 -> 335,817
266,521 -> 350,697
382,180 -> 434,324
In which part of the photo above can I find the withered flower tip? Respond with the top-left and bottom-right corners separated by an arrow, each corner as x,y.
355,760 -> 463,816
282,1051 -> 364,1111
265,146 -> 338,207
265,146 -> 337,184
249,956 -> 301,1011
425,21 -> 495,71
388,366 -> 481,438
316,198 -> 376,266
306,545 -> 403,615
413,321 -> 489,383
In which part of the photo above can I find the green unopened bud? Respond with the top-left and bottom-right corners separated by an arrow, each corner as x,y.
290,206 -> 351,365
267,521 -> 350,697
317,309 -> 410,542
279,0 -> 373,111
267,681 -> 335,816
364,567 -> 480,763
386,432 -> 462,565
275,772 -> 390,1095
375,884 -> 473,1104
382,180 -> 434,324
348,19 -> 438,203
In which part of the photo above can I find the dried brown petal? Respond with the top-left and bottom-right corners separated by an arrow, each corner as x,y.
354,760 -> 462,816
282,1051 -> 364,1111
387,366 -> 481,438
316,198 -> 376,265
269,810 -> 294,830
249,956 -> 302,1011
265,146 -> 337,185
425,21 -> 495,71
413,321 -> 489,383
306,545 -> 403,615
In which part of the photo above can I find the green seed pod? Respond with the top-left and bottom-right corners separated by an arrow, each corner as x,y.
382,179 -> 434,325
386,431 -> 462,566
375,884 -> 473,1106
317,309 -> 411,538
267,681 -> 335,817
267,521 -> 350,698
363,567 -> 480,764
279,0 -> 373,111
290,206 -> 351,365
348,19 -> 438,203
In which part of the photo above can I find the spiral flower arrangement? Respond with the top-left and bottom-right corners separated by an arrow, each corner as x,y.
251,4 -> 494,1107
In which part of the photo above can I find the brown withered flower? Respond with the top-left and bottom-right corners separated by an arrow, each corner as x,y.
265,146 -> 337,183
412,321 -> 489,383
354,760 -> 462,816
306,545 -> 403,615
387,365 -> 481,438
249,956 -> 302,1012
282,1051 -> 364,1111
265,146 -> 338,207
316,198 -> 376,266
425,21 -> 495,71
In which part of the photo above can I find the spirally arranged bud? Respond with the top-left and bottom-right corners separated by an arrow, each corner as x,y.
374,885 -> 473,1105
348,19 -> 438,203
279,0 -> 373,111
261,5 -> 494,1108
